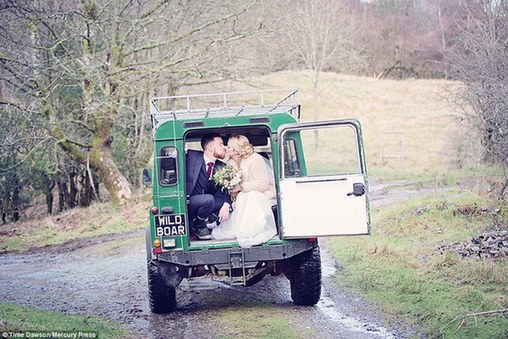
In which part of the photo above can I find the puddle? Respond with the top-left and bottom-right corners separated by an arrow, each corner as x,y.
319,253 -> 395,338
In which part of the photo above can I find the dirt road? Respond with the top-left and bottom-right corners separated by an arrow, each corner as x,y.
0,182 -> 422,338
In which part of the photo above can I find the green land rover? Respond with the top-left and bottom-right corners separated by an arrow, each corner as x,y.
143,89 -> 370,313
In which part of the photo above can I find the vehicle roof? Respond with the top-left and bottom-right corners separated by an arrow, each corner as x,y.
154,112 -> 298,141
150,89 -> 300,140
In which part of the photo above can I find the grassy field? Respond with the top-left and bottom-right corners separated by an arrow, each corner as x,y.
0,303 -> 128,337
197,70 -> 478,176
327,187 -> 508,338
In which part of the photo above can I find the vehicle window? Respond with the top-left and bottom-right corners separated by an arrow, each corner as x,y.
299,125 -> 360,176
158,146 -> 178,186
283,138 -> 301,177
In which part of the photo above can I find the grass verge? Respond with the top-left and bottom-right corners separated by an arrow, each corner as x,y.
0,303 -> 128,337
0,200 -> 149,253
328,189 -> 508,338
210,306 -> 312,338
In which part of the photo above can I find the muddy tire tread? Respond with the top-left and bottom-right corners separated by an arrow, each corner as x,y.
290,247 -> 322,306
147,260 -> 176,313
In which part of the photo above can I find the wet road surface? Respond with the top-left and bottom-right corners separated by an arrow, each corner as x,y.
0,182 -> 423,338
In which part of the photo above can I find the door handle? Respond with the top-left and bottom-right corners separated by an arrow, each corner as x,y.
347,183 -> 365,196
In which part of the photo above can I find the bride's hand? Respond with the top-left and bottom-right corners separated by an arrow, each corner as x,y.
218,203 -> 230,222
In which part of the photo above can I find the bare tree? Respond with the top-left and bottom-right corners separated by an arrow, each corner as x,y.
448,0 -> 508,196
349,0 -> 470,78
280,0 -> 356,147
0,0 -> 261,205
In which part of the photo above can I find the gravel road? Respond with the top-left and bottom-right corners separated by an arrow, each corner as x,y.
0,182 -> 424,338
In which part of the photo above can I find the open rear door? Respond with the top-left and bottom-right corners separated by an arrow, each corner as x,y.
278,119 -> 370,238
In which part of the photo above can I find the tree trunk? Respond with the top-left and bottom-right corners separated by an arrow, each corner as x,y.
69,170 -> 77,209
51,116 -> 132,207
90,144 -> 132,206
80,172 -> 89,207
1,199 -> 7,224
80,171 -> 95,207
58,181 -> 68,212
79,9 -> 132,207
45,180 -> 55,215
89,112 -> 132,207
12,185 -> 20,222
46,192 -> 53,215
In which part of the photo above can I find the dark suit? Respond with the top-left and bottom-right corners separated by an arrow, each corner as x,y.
186,150 -> 231,226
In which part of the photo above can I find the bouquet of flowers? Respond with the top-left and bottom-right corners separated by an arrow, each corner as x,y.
213,165 -> 242,193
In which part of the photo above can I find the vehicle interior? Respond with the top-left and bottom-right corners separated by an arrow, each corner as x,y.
184,126 -> 280,244
184,126 -> 273,158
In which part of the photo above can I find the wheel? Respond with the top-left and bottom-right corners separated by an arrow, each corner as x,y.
289,247 -> 322,306
147,260 -> 177,313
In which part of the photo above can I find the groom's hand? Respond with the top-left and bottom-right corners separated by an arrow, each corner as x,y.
218,203 -> 231,222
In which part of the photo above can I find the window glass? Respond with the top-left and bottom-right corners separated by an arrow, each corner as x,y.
254,137 -> 272,162
158,146 -> 178,186
283,138 -> 301,177
283,125 -> 360,177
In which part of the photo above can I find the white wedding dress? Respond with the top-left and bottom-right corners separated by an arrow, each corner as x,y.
212,155 -> 277,248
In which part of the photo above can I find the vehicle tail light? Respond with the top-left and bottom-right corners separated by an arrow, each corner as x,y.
153,239 -> 161,247
151,206 -> 159,214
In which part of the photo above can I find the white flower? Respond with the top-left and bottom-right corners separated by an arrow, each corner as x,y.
213,165 -> 242,192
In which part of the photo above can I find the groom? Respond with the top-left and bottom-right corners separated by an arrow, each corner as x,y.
186,133 -> 232,240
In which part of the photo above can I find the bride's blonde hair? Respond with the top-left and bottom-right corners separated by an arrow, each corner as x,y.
228,135 -> 254,159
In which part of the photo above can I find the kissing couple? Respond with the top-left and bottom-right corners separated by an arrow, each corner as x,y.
186,133 -> 277,247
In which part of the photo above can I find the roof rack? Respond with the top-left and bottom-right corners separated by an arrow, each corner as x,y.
149,89 -> 300,131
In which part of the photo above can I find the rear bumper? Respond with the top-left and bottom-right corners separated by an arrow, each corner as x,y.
156,240 -> 317,266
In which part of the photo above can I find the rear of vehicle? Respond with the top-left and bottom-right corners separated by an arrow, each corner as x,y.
144,90 -> 370,313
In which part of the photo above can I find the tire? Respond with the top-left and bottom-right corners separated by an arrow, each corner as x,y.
289,247 -> 322,306
147,260 -> 177,313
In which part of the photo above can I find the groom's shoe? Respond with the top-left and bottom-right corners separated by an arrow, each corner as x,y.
207,213 -> 220,229
193,217 -> 212,240
195,227 -> 212,240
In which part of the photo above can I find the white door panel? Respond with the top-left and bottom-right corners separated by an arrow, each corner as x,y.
278,120 -> 370,239
280,174 -> 368,237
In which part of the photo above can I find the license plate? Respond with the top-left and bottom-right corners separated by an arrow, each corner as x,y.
155,214 -> 186,237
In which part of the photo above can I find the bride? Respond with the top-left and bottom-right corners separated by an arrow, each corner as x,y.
212,135 -> 277,247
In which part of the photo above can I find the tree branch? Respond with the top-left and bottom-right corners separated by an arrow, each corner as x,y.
0,138 -> 51,173
123,1 -> 255,58
71,119 -> 95,133
0,137 -> 47,148
439,309 -> 508,336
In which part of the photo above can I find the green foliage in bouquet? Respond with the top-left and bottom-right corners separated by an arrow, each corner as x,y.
213,165 -> 242,192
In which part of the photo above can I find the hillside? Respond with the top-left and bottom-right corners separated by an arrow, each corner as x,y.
196,71 -> 476,173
